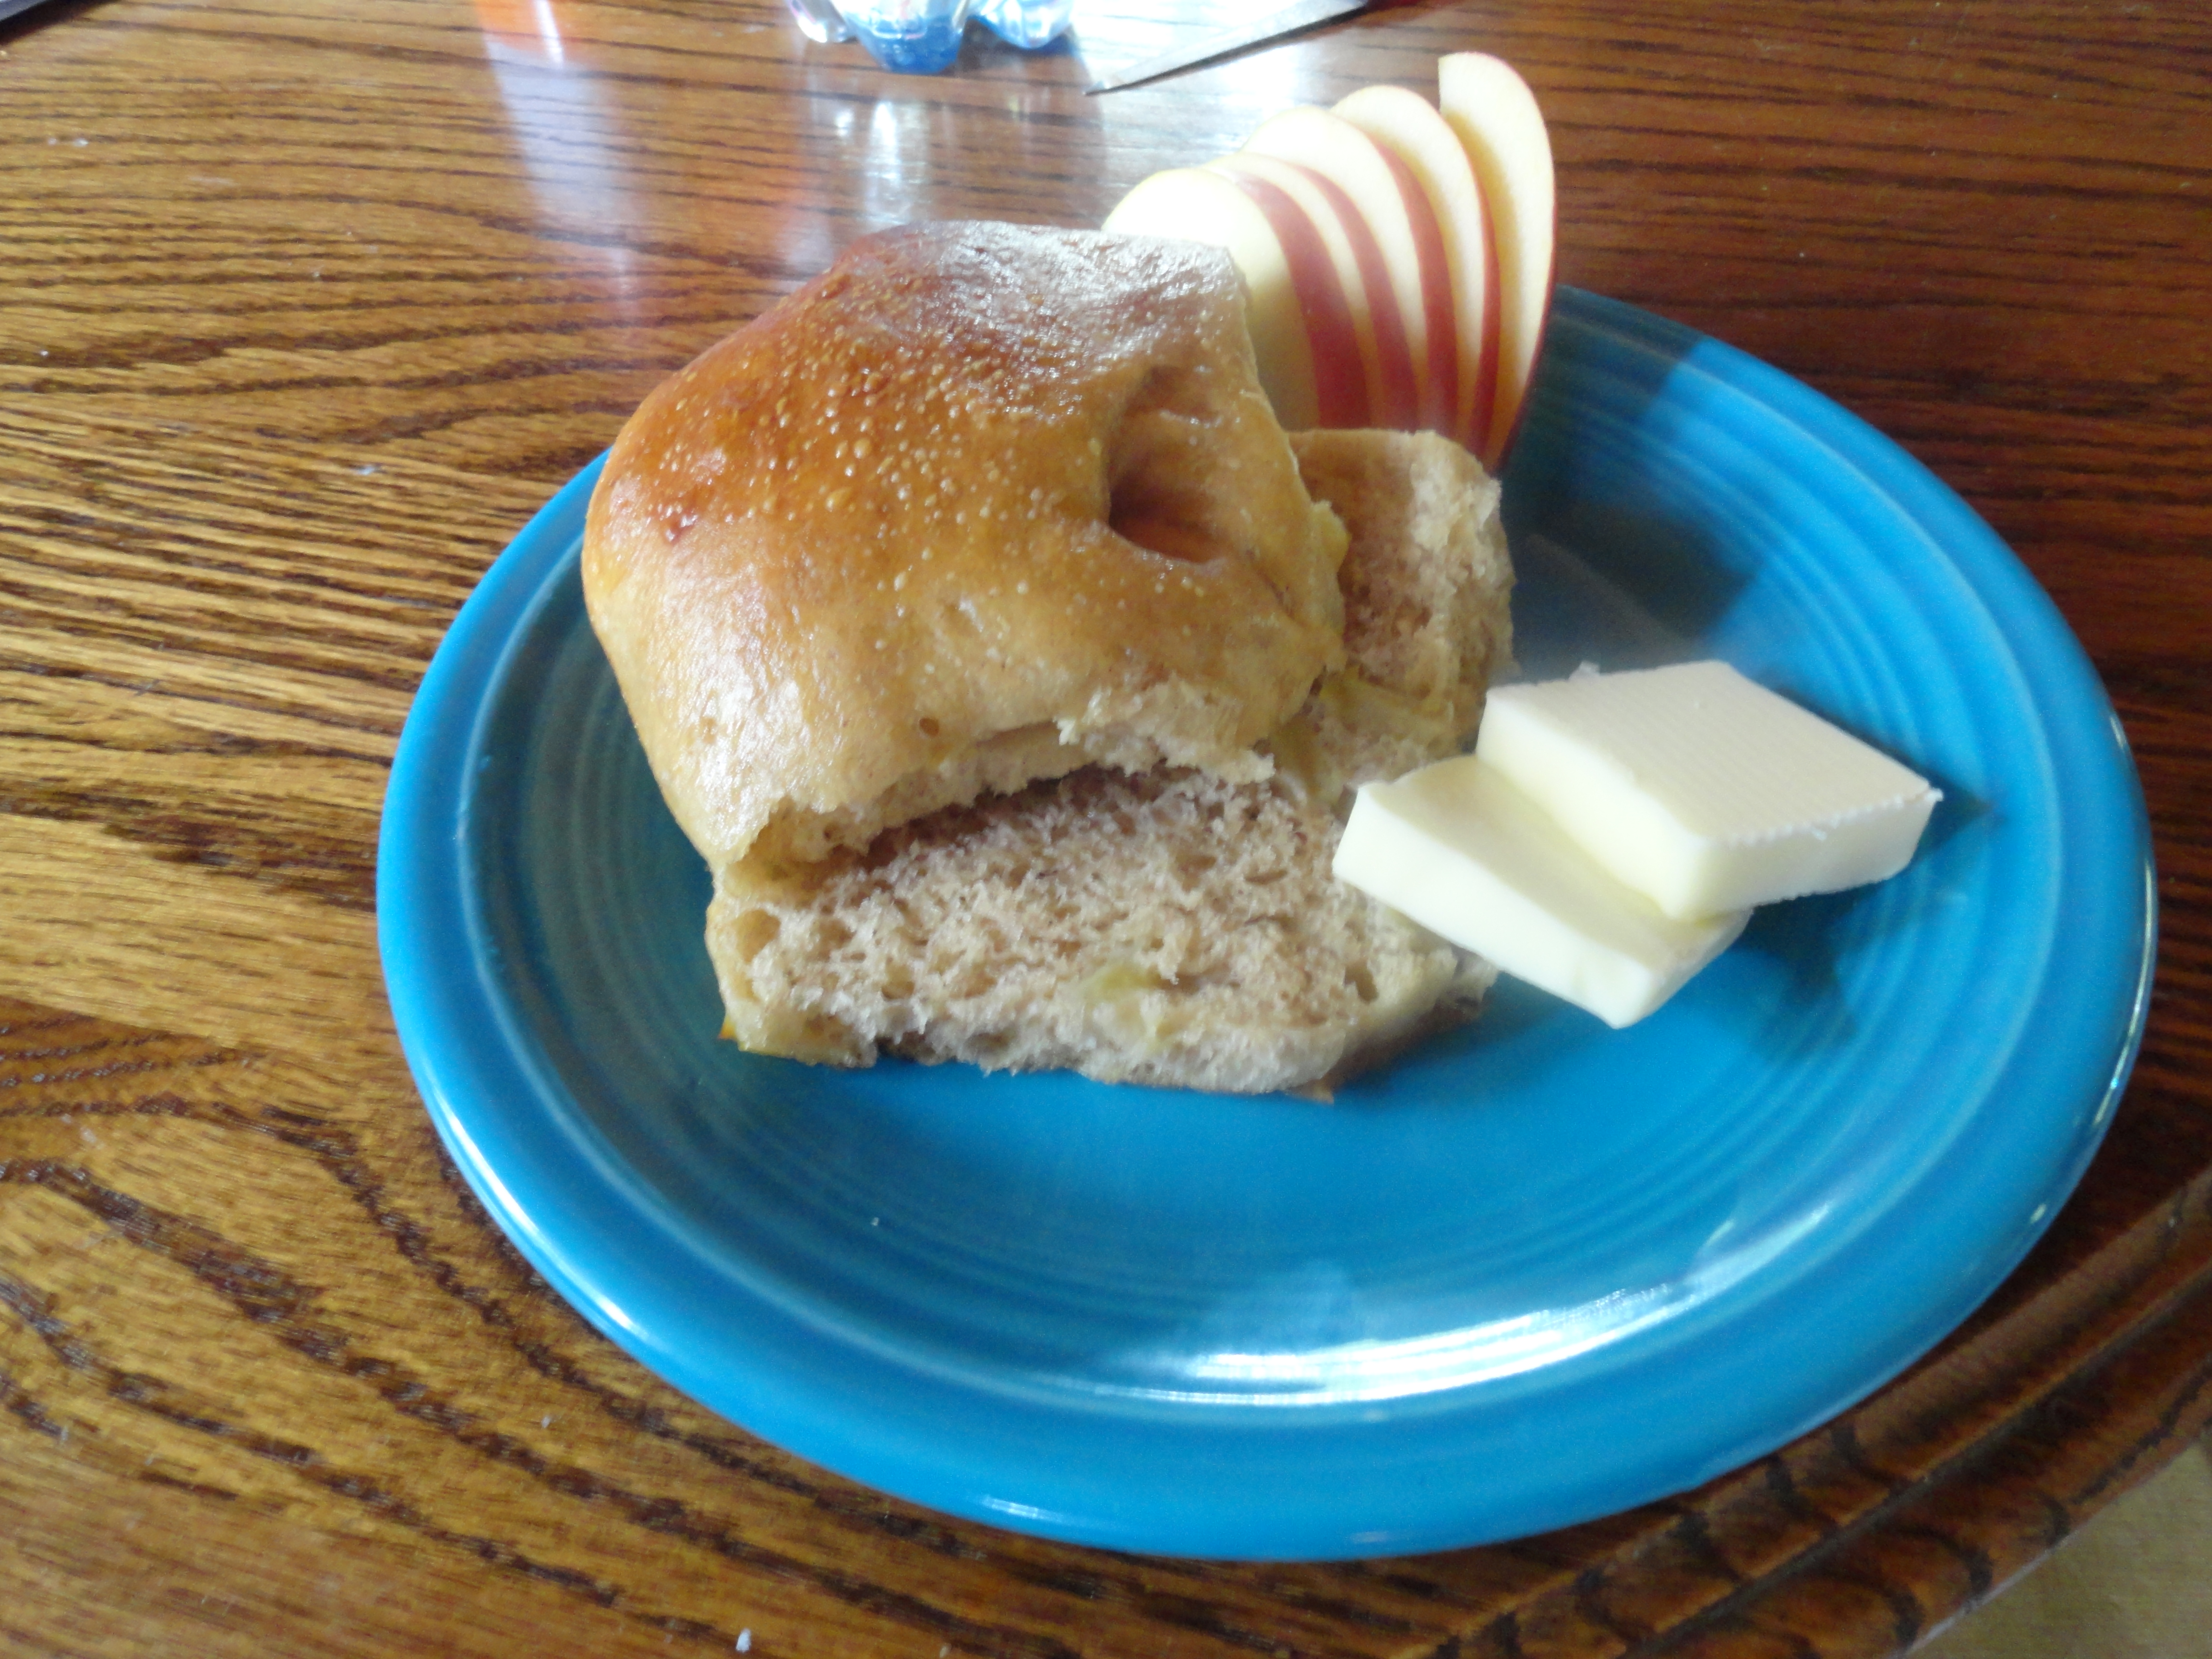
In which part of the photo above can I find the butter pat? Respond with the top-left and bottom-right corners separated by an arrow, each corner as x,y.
1477,662 -> 1940,920
1334,760 -> 1751,1028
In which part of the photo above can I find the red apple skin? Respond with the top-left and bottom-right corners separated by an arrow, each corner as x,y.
1369,139 -> 1462,437
1332,84 -> 1502,461
1210,166 -> 1368,428
1438,52 -> 1557,469
1292,161 -> 1420,429
1472,194 -> 1502,465
1239,109 -> 1440,433
1216,154 -> 1417,430
1109,64 -> 1547,460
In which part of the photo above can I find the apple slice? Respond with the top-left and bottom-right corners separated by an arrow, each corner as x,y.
1207,152 -> 1417,429
1194,162 -> 1370,427
1333,83 -> 1500,459
1104,166 -> 1327,431
1242,105 -> 1458,438
1438,52 -> 1555,468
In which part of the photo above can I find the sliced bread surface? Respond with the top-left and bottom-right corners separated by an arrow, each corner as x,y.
708,429 -> 1514,1093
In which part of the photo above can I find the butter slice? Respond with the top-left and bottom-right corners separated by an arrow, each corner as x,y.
1478,662 -> 1940,920
1334,760 -> 1750,1029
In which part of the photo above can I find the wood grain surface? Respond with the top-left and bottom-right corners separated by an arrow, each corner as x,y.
3,0 -> 2209,1654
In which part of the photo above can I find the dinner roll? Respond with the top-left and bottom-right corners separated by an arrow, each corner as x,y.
709,430 -> 1515,1091
582,221 -> 1349,878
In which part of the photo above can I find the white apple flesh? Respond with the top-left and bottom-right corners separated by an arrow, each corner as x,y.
1207,152 -> 1417,429
1332,83 -> 1501,459
1242,105 -> 1459,438
1438,52 -> 1556,468
1103,166 -> 1324,431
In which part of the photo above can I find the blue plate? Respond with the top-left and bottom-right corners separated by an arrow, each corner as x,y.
378,289 -> 2155,1560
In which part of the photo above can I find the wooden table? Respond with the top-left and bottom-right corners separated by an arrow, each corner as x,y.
3,0 -> 2208,1653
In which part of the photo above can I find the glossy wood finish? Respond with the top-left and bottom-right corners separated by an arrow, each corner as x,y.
3,1 -> 2209,1653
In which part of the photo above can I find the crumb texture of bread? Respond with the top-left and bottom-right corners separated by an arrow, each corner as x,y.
1293,429 -> 1512,721
710,428 -> 1513,1093
582,222 -> 1348,876
710,769 -> 1493,1094
1278,429 -> 1513,797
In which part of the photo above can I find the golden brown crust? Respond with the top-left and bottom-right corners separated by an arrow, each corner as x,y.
582,222 -> 1347,874
699,429 -> 1515,1090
